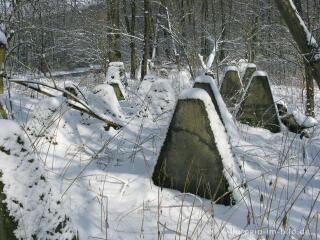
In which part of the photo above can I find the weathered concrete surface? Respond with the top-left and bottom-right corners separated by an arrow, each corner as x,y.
110,83 -> 125,101
220,70 -> 242,108
152,99 -> 232,205
193,82 -> 223,124
106,62 -> 127,86
242,65 -> 256,87
236,75 -> 281,133
0,176 -> 18,240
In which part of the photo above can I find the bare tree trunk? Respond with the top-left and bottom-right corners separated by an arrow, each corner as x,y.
275,0 -> 320,88
201,0 -> 209,56
293,0 -> 315,116
108,0 -> 121,62
0,45 -> 5,94
130,0 -> 136,79
141,0 -> 151,81
0,37 -> 7,119
160,0 -> 170,59
219,0 -> 226,61
305,63 -> 315,116
123,0 -> 136,79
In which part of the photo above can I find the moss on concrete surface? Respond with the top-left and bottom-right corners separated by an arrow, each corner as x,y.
152,99 -> 233,205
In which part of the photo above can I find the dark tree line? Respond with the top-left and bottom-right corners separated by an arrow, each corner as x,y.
1,0 -> 320,113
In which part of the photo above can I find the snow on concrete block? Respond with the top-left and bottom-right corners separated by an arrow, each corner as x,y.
106,62 -> 127,86
87,84 -> 124,124
193,75 -> 239,140
0,120 -> 77,239
106,62 -> 127,100
220,66 -> 242,108
193,82 -> 223,124
236,71 -> 281,133
152,88 -> 242,205
241,63 -> 256,88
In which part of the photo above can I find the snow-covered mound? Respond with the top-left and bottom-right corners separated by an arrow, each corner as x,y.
138,76 -> 176,120
0,120 -> 77,239
1,67 -> 319,239
168,69 -> 192,95
87,83 -> 124,124
292,110 -> 318,128
106,62 -> 127,88
26,96 -> 67,137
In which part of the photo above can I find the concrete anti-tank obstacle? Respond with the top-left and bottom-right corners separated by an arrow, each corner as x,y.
219,66 -> 243,109
193,75 -> 240,141
106,62 -> 127,101
152,88 -> 242,205
193,82 -> 223,124
236,71 -> 281,133
110,83 -> 125,100
241,63 -> 256,88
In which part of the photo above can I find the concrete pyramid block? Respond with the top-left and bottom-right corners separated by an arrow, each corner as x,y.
193,75 -> 239,140
193,81 -> 223,124
241,63 -> 256,88
106,62 -> 127,100
110,83 -> 125,100
236,71 -> 281,133
220,66 -> 243,108
152,88 -> 242,205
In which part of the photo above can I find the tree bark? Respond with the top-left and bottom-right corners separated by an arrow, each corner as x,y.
305,63 -> 315,116
0,46 -> 5,94
275,0 -> 320,88
293,0 -> 315,116
108,0 -> 121,62
130,0 -> 136,79
141,0 -> 151,81
201,0 -> 209,56
219,0 -> 226,61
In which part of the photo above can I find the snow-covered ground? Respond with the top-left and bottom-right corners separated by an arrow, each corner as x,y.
0,69 -> 319,239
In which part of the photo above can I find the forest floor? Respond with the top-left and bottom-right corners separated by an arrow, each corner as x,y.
0,68 -> 320,240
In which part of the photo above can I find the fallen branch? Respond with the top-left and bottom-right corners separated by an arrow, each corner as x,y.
10,79 -> 122,129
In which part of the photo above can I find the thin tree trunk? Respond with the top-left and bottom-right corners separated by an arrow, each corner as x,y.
201,0 -> 209,56
122,0 -> 130,33
130,0 -> 136,79
219,0 -> 226,61
141,0 -> 151,81
160,0 -> 170,59
0,46 -> 5,94
0,42 -> 6,119
305,63 -> 315,116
